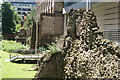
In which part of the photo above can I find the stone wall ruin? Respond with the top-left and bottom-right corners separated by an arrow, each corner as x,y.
63,9 -> 120,79
34,9 -> 120,79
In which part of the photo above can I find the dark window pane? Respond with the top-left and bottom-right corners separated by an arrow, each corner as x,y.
18,12 -> 21,14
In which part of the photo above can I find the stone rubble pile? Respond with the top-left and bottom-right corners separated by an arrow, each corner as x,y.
63,9 -> 120,78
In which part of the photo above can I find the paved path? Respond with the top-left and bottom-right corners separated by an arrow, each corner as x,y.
10,54 -> 44,62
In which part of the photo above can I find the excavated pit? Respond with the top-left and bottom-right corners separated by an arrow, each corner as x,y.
34,9 -> 120,79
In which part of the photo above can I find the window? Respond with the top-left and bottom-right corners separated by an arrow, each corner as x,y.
17,8 -> 21,11
18,12 -> 21,14
28,5 -> 30,7
27,8 -> 31,11
19,4 -> 22,6
23,8 -> 27,11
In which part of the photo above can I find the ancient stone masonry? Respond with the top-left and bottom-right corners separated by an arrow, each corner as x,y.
34,52 -> 64,79
34,9 -> 120,79
63,9 -> 120,78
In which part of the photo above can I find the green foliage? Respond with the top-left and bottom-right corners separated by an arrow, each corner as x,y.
2,40 -> 29,52
13,9 -> 22,32
46,43 -> 61,53
2,2 -> 22,34
13,12 -> 22,25
2,2 -> 15,34
15,24 -> 21,32
23,15 -> 32,29
26,37 -> 31,41
23,8 -> 35,29
39,46 -> 48,51
39,43 -> 61,54
0,35 -> 3,40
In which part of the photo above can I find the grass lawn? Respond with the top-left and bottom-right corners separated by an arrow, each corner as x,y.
0,50 -> 37,79
0,42 -> 2,50
0,51 -> 2,80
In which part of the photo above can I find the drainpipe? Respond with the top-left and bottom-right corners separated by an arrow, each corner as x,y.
86,0 -> 89,11
89,0 -> 91,10
86,0 -> 91,11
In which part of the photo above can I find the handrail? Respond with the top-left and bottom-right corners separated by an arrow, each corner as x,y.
10,54 -> 44,62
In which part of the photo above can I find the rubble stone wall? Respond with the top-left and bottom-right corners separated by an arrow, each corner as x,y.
34,9 -> 120,79
34,52 -> 64,79
63,9 -> 120,78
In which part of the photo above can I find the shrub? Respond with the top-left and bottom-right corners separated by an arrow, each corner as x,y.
15,24 -> 21,32
2,40 -> 29,52
0,35 -> 3,39
39,43 -> 61,54
39,45 -> 48,51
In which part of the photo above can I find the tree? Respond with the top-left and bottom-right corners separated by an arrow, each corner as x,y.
13,12 -> 22,25
2,2 -> 15,34
23,8 -> 35,29
13,12 -> 22,32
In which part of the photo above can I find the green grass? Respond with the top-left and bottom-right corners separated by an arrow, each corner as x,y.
0,51 -> 2,80
2,40 -> 29,52
0,50 -> 37,79
0,42 -> 2,50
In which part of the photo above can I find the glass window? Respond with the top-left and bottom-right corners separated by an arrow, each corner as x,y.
19,4 -> 22,6
27,8 -> 31,11
17,8 -> 21,11
23,8 -> 27,11
18,12 -> 21,14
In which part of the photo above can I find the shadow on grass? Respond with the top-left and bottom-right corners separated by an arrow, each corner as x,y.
12,60 -> 37,64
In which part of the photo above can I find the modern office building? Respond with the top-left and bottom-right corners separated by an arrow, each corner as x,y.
7,0 -> 36,16
0,4 -> 2,35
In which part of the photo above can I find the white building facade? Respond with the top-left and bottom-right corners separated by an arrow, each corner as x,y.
0,4 -> 2,35
7,0 -> 36,16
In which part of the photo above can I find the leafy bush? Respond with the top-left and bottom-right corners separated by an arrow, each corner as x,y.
15,24 -> 21,32
39,46 -> 48,51
2,40 -> 29,52
0,35 -> 3,40
39,43 -> 61,54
